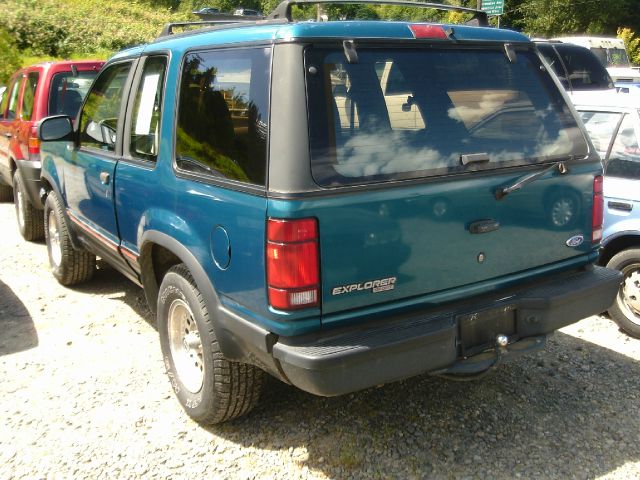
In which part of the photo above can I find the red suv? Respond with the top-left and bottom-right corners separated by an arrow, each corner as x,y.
0,60 -> 103,240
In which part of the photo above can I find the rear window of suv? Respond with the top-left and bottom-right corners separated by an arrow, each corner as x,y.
49,70 -> 99,118
306,46 -> 589,186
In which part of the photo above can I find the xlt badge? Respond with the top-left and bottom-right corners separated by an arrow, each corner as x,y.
332,277 -> 397,295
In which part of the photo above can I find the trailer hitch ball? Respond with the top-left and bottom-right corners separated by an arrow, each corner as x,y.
496,334 -> 509,348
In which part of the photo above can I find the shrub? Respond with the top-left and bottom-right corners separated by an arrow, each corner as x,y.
618,28 -> 640,65
0,28 -> 22,85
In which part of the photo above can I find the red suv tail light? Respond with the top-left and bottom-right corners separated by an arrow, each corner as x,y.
28,125 -> 40,161
592,175 -> 604,244
267,218 -> 320,310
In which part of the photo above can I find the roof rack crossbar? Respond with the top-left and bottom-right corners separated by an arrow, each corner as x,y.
267,0 -> 489,26
159,19 -> 259,37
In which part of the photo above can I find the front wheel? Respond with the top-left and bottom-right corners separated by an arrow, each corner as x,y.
44,191 -> 96,285
158,264 -> 264,424
606,248 -> 640,338
13,173 -> 44,241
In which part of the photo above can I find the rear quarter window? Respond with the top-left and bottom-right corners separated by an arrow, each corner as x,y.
175,47 -> 271,186
306,46 -> 589,187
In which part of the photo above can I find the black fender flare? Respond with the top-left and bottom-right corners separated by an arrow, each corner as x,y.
139,230 -> 273,362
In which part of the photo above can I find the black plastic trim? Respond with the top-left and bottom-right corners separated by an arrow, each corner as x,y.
14,159 -> 43,208
270,265 -> 621,396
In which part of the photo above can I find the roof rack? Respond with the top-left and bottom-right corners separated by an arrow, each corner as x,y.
267,0 -> 489,26
159,17 -> 263,37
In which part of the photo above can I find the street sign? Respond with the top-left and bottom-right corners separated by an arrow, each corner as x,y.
481,0 -> 504,15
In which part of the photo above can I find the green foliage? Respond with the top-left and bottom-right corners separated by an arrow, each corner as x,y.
0,0 -> 188,58
504,0 -> 640,37
618,28 -> 640,66
0,28 -> 22,85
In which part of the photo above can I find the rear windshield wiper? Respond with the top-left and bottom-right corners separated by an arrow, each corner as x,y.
495,161 -> 568,200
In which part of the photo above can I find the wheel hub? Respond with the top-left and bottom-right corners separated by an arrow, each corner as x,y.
48,211 -> 62,267
16,185 -> 25,231
620,267 -> 640,322
167,298 -> 204,393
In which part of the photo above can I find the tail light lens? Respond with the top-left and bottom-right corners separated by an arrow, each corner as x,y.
28,125 -> 40,161
267,218 -> 320,310
409,24 -> 448,39
592,175 -> 604,243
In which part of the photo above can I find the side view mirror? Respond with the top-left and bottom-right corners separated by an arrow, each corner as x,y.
38,115 -> 74,142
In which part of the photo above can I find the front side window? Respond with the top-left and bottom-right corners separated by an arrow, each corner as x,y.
79,62 -> 131,152
578,110 -> 622,158
129,57 -> 167,162
606,114 -> 640,179
49,70 -> 99,118
307,46 -> 588,186
21,72 -> 39,121
175,47 -> 271,186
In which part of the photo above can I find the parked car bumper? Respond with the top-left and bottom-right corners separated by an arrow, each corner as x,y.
270,265 -> 621,396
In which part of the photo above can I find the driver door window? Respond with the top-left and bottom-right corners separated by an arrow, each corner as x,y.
79,63 -> 131,151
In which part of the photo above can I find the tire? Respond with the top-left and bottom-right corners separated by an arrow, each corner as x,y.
13,173 -> 44,241
606,248 -> 640,338
0,182 -> 12,202
158,264 -> 264,424
44,191 -> 96,286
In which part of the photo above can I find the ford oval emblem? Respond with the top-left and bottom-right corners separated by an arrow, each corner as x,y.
566,235 -> 584,247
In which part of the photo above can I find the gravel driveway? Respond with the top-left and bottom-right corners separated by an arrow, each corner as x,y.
1,201 -> 640,479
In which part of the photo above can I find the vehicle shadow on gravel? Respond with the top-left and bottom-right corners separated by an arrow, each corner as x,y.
210,332 -> 640,479
0,277 -> 38,356
71,262 -> 155,327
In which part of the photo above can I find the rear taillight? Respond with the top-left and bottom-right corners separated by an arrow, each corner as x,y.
592,175 -> 604,244
266,218 -> 320,310
28,125 -> 40,161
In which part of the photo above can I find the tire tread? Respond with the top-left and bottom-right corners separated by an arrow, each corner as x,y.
45,192 -> 95,286
167,264 -> 264,424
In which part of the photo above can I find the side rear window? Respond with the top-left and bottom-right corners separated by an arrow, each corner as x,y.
49,70 -> 99,118
7,78 -> 22,120
129,56 -> 167,162
79,62 -> 131,152
21,72 -> 39,121
175,47 -> 271,186
555,45 -> 613,90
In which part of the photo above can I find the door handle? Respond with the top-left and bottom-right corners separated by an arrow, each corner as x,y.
468,219 -> 500,234
3,133 -> 11,139
608,201 -> 633,212
99,172 -> 111,185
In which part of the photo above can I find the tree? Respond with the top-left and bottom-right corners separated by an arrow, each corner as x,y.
0,28 -> 21,86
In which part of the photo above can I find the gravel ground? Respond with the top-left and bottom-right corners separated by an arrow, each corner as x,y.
1,201 -> 640,480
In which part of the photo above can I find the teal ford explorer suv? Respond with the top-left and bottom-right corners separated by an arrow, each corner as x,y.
36,0 -> 621,423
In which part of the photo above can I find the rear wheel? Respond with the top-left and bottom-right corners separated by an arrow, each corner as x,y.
606,248 -> 640,338
44,191 -> 96,285
0,182 -> 12,202
13,173 -> 44,241
158,264 -> 264,424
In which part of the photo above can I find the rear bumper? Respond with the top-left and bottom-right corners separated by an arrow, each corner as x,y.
271,265 -> 621,396
16,160 -> 43,209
